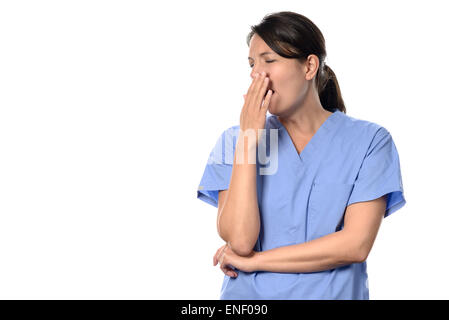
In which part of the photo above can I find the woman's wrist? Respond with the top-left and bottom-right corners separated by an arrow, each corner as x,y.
235,134 -> 258,165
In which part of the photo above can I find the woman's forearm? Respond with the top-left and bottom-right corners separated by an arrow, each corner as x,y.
252,230 -> 363,273
218,134 -> 260,256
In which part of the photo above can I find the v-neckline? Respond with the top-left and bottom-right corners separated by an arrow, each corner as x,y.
273,110 -> 341,167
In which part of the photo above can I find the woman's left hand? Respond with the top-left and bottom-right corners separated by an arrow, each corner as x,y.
213,243 -> 257,277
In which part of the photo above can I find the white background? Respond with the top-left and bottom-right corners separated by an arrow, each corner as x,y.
0,0 -> 447,299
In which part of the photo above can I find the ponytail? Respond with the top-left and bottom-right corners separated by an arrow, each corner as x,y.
317,63 -> 346,114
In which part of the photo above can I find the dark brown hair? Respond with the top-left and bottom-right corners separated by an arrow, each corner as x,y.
246,11 -> 346,113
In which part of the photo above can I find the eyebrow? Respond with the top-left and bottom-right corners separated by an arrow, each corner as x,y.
248,51 -> 274,61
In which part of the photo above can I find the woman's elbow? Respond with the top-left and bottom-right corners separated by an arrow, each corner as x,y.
350,241 -> 370,264
339,232 -> 369,264
216,231 -> 255,256
355,246 -> 371,263
228,240 -> 255,257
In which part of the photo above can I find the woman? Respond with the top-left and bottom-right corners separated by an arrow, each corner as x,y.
196,11 -> 406,300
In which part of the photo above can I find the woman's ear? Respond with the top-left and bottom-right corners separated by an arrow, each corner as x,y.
304,54 -> 320,81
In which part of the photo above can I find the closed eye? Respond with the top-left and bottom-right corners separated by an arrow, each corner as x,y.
249,60 -> 276,68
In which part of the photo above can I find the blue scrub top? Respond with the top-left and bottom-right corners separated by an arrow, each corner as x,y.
197,109 -> 406,300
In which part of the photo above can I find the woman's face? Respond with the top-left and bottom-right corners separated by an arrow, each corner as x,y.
248,34 -> 319,116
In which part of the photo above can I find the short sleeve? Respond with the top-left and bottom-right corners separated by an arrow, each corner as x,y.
347,127 -> 406,218
196,127 -> 238,208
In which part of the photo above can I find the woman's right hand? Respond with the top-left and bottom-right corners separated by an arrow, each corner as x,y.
240,71 -> 273,135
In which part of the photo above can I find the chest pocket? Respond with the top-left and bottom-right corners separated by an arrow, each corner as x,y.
307,181 -> 354,242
